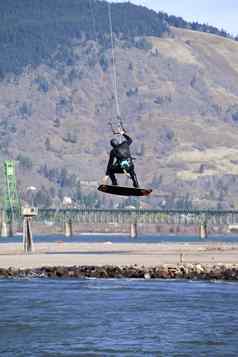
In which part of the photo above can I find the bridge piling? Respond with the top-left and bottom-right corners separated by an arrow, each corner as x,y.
1,210 -> 8,237
1,222 -> 8,237
1,222 -> 13,237
64,219 -> 73,237
130,222 -> 138,238
0,210 -> 14,237
199,222 -> 208,240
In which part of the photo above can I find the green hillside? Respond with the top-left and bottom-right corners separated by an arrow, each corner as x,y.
0,2 -> 238,209
0,0 -> 233,75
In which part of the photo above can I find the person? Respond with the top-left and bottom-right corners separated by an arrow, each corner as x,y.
103,129 -> 139,188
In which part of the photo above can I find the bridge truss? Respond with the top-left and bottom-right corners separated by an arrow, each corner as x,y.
3,160 -> 21,223
36,209 -> 238,226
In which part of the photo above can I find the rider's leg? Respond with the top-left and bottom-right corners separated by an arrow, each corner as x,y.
108,163 -> 124,185
109,172 -> 118,185
129,167 -> 139,188
107,168 -> 118,185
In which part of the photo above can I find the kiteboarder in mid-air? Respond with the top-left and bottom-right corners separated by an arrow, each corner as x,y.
98,124 -> 152,197
103,128 -> 139,188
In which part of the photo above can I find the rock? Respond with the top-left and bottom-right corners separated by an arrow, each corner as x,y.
144,273 -> 151,280
55,267 -> 65,277
195,264 -> 204,274
0,268 -> 8,277
1,264 -> 238,280
158,268 -> 169,279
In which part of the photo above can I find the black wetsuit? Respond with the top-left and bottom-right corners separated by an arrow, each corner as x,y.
106,134 -> 139,188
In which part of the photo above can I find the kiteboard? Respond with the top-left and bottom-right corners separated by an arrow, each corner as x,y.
97,184 -> 152,197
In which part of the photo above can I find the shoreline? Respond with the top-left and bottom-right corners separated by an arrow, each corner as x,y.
1,263 -> 238,281
1,242 -> 238,272
1,232 -> 238,239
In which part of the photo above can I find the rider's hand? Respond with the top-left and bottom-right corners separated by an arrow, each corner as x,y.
119,128 -> 125,135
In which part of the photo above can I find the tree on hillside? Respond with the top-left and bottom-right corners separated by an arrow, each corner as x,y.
0,0 -> 231,77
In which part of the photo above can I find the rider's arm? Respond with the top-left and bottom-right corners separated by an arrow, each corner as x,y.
106,150 -> 115,175
123,133 -> 132,145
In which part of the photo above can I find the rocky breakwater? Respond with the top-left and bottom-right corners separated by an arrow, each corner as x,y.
1,264 -> 238,280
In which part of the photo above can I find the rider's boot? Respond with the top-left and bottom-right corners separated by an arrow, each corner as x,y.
131,173 -> 139,188
110,175 -> 118,186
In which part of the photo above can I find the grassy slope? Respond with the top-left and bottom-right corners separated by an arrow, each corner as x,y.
1,27 -> 238,208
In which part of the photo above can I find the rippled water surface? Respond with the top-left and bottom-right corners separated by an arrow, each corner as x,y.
0,279 -> 238,356
1,233 -> 238,244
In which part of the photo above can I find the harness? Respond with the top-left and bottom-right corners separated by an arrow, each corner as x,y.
120,159 -> 131,170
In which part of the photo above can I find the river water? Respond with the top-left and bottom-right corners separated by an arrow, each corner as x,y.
0,278 -> 238,356
1,233 -> 238,244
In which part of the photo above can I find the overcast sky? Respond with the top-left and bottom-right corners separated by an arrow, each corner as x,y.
111,0 -> 238,35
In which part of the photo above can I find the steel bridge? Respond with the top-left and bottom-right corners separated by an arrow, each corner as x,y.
36,209 -> 238,226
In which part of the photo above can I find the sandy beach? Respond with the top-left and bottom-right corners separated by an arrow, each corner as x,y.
1,242 -> 238,268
